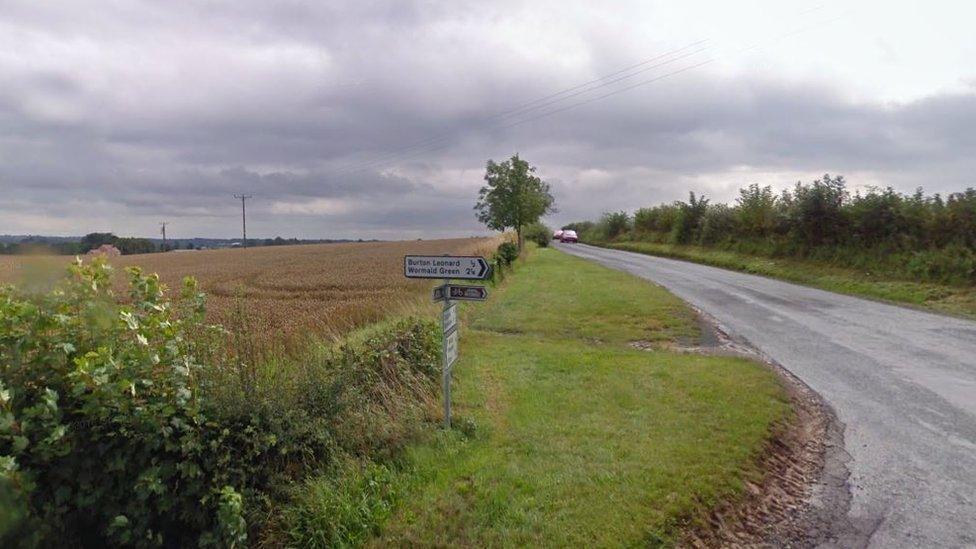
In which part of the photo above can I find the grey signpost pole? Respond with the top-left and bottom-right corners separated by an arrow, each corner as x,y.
442,276 -> 452,429
403,254 -> 490,430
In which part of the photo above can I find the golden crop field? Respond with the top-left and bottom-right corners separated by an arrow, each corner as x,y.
0,237 -> 502,351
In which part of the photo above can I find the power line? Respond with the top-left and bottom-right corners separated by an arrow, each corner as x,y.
325,41 -> 714,178
499,59 -> 715,131
331,46 -> 713,178
233,194 -> 253,248
318,6 -> 844,181
493,40 -> 712,121
328,57 -> 715,180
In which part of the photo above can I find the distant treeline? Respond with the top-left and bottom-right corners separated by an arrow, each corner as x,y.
566,175 -> 976,285
0,233 -> 371,255
0,233 -> 157,255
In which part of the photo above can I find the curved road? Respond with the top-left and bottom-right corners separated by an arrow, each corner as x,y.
556,243 -> 976,548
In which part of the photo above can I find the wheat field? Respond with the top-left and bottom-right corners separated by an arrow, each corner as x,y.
0,237 -> 501,351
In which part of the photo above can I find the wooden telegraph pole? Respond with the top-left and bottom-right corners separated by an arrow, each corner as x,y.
234,194 -> 252,248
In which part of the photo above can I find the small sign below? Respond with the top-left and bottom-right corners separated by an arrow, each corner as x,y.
433,284 -> 489,302
444,329 -> 459,368
442,302 -> 458,334
405,255 -> 490,280
446,284 -> 488,301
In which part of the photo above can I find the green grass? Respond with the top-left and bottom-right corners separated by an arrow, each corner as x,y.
606,240 -> 976,319
369,247 -> 790,547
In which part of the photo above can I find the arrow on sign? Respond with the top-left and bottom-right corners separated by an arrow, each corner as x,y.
433,284 -> 489,302
450,284 -> 488,301
405,255 -> 490,280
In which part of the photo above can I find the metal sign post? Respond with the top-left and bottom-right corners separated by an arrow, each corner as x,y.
405,255 -> 490,430
441,277 -> 454,429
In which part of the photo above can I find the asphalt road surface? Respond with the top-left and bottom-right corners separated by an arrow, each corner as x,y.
556,242 -> 976,548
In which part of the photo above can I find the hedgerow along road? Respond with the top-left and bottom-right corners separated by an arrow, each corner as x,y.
555,242 -> 976,548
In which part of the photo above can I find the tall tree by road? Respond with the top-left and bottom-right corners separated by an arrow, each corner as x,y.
475,154 -> 556,249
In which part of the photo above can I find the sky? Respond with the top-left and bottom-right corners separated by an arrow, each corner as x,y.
1,0 -> 974,240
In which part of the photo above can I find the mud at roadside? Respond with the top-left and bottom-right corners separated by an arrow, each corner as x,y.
637,310 -> 864,547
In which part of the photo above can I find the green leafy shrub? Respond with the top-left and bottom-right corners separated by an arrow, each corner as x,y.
670,192 -> 710,245
0,258 -> 242,546
634,204 -> 679,235
905,245 -> 976,285
598,211 -> 631,240
568,175 -> 976,287
496,242 -> 519,266
523,222 -> 551,248
0,258 -> 442,546
698,204 -> 738,245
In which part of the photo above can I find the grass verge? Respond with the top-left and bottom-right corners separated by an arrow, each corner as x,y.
604,240 -> 976,319
369,247 -> 791,546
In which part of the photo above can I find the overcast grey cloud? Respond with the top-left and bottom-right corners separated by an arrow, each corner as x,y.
1,1 -> 974,239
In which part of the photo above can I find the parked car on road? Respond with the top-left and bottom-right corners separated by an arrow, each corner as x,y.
553,229 -> 564,240
560,230 -> 578,243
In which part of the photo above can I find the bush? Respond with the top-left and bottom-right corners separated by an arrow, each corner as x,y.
736,184 -> 778,237
670,192 -> 710,245
905,245 -> 976,285
0,258 -> 243,546
523,222 -> 551,248
784,174 -> 848,248
634,205 -> 679,234
598,211 -> 631,240
496,242 -> 519,266
0,258 -> 442,546
699,205 -> 738,245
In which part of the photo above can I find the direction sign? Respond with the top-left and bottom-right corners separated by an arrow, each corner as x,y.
444,329 -> 459,368
405,255 -> 490,280
442,303 -> 458,334
433,284 -> 489,302
446,284 -> 488,301
407,253 -> 491,429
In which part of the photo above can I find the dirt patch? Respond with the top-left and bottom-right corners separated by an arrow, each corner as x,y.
675,309 -> 858,548
629,339 -> 657,351
631,316 -> 762,357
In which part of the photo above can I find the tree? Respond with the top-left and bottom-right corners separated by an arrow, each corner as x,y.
80,232 -> 118,252
598,211 -> 631,240
736,183 -> 777,237
475,154 -> 556,249
786,174 -> 848,247
670,192 -> 710,244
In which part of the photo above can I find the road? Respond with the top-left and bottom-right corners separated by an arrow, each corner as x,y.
556,243 -> 976,548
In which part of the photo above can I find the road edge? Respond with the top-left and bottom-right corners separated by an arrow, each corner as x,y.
679,307 -> 864,547
588,240 -> 975,322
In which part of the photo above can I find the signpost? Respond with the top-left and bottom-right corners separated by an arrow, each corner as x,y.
406,254 -> 490,429
404,255 -> 491,280
444,328 -> 459,368
442,302 -> 458,334
433,284 -> 489,302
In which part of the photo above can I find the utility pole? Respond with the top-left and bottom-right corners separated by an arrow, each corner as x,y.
159,222 -> 168,252
234,194 -> 253,248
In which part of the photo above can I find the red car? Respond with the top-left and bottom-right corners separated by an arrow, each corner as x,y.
560,230 -> 578,243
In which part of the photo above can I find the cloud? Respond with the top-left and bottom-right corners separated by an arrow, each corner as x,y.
0,1 -> 974,238
271,198 -> 352,216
